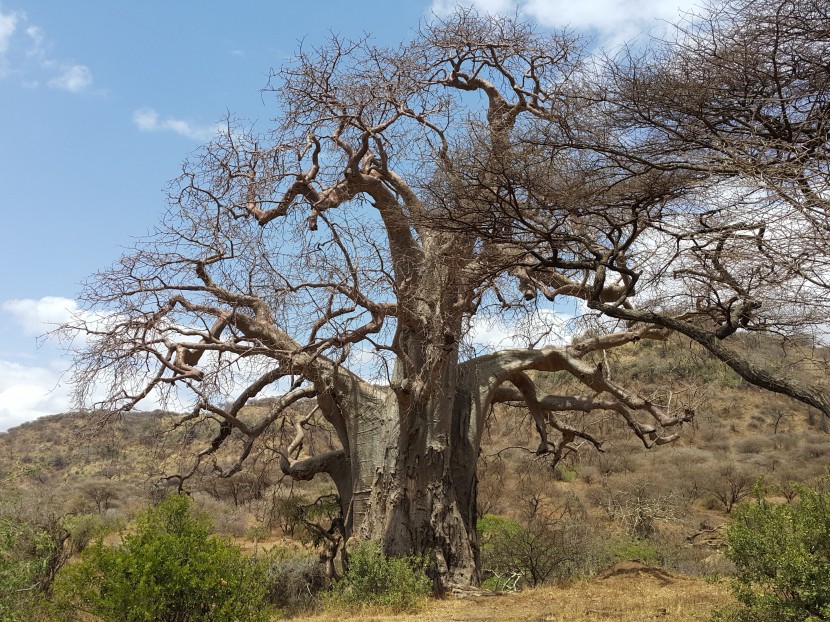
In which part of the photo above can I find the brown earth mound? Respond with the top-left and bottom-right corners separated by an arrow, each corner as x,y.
599,561 -> 675,585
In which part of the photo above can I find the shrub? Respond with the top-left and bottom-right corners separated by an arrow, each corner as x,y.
717,482 -> 830,622
53,494 -> 272,622
63,513 -> 121,554
326,541 -> 430,611
736,437 -> 772,455
478,514 -> 526,590
589,478 -> 677,538
0,496 -> 71,622
578,465 -> 600,486
0,516 -> 60,621
703,466 -> 757,514
478,506 -> 588,589
553,465 -> 577,482
262,548 -> 326,613
610,538 -> 662,566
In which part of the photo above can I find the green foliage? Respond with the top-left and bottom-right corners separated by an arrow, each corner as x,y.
53,494 -> 272,622
477,514 -> 525,590
611,538 -> 662,566
717,482 -> 830,622
0,495 -> 71,622
554,465 -> 578,483
477,513 -> 523,539
326,541 -> 430,612
0,515 -> 59,621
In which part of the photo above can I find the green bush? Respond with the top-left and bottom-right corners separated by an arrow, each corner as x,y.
0,515 -> 60,621
477,508 -> 587,589
717,482 -> 830,622
0,496 -> 71,622
553,465 -> 577,483
326,541 -> 430,612
477,513 -> 524,590
53,494 -> 272,622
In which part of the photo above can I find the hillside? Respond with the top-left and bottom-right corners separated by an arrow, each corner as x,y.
2,334 -> 830,618
3,334 -> 830,531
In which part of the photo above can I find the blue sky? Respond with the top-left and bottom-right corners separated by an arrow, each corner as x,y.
0,0 -> 698,430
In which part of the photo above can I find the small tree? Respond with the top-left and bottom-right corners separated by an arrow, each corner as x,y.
720,482 -> 830,622
478,491 -> 588,588
54,494 -> 271,622
590,478 -> 678,538
705,466 -> 756,514
79,480 -> 118,514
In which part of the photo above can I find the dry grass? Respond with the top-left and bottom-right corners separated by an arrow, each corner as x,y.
287,574 -> 732,622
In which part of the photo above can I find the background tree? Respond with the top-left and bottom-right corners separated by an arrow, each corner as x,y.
54,494 -> 270,622
719,481 -> 830,622
63,0 -> 830,590
704,466 -> 756,514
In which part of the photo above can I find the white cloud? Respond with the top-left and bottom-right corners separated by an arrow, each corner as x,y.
24,24 -> 43,58
132,107 -> 218,142
0,5 -> 18,77
0,297 -> 79,429
0,8 -> 94,92
0,296 -> 160,429
0,351 -> 182,431
1,296 -> 119,356
468,307 -> 575,353
0,6 -> 18,56
132,107 -> 160,131
0,359 -> 70,431
2,296 -> 79,336
48,63 -> 92,92
525,0 -> 698,46
430,0 -> 699,49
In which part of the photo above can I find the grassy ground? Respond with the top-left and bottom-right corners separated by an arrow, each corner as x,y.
288,573 -> 732,622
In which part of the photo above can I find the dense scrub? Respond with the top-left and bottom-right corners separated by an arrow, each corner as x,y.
53,494 -> 272,622
716,481 -> 830,622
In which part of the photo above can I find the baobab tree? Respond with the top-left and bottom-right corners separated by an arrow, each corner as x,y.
66,0 -> 830,590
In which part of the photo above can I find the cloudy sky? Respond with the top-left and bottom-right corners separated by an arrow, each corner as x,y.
0,0 -> 699,431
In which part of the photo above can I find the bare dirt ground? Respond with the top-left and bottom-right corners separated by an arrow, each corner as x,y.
289,573 -> 732,622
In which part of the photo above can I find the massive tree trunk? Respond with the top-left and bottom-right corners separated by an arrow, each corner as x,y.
347,379 -> 482,589
325,291 -> 487,589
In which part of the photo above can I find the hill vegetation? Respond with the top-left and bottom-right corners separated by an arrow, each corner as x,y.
2,334 -> 830,619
